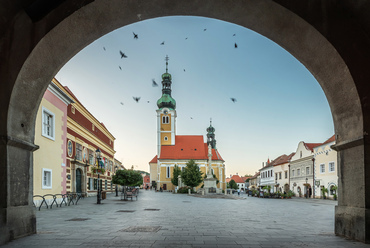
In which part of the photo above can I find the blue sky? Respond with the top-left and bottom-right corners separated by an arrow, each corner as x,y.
56,16 -> 333,176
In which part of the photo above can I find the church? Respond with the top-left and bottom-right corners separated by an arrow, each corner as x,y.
149,57 -> 226,192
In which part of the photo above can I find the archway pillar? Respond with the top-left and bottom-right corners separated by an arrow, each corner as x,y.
333,135 -> 370,243
0,136 -> 38,243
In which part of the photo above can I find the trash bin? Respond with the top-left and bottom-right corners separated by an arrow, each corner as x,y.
102,191 -> 106,200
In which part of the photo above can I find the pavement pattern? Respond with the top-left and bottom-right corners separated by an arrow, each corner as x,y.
3,190 -> 369,247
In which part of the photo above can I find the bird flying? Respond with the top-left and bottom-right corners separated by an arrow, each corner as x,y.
120,102 -> 124,105
103,47 -> 106,51
120,51 -> 127,58
152,79 -> 158,87
133,97 -> 141,103
233,34 -> 236,36
119,66 -> 122,70
133,32 -> 138,39
235,43 -> 238,48
204,28 -> 207,31
230,98 -> 237,103
160,41 -> 165,45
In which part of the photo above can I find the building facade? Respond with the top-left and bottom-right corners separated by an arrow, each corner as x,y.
290,141 -> 321,197
313,135 -> 337,199
259,160 -> 274,192
149,58 -> 226,191
33,80 -> 73,203
273,153 -> 294,193
54,79 -> 117,196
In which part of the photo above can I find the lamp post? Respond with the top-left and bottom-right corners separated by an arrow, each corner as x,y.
305,177 -> 308,199
96,148 -> 102,204
115,165 -> 118,197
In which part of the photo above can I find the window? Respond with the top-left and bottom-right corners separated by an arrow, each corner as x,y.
88,149 -> 94,165
42,107 -> 55,140
300,151 -> 302,158
279,172 -> 282,179
285,171 -> 288,179
275,173 -> 278,180
306,167 -> 310,175
297,169 -> 300,176
42,168 -> 52,189
166,166 -> 170,178
75,143 -> 82,161
162,116 -> 169,124
320,164 -> 325,173
292,170 -> 295,176
105,180 -> 107,190
329,162 -> 335,172
89,178 -> 94,190
71,105 -> 75,114
164,136 -> 168,141
94,179 -> 98,190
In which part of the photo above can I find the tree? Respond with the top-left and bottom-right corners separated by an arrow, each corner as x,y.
229,179 -> 238,190
171,164 -> 181,186
181,159 -> 203,188
112,170 -> 143,187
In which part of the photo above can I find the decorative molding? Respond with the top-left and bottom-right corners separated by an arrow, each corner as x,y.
331,136 -> 364,151
0,135 -> 39,151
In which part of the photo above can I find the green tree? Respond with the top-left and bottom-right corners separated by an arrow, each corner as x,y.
112,170 -> 143,187
182,159 -> 203,188
229,179 -> 238,190
171,164 -> 182,186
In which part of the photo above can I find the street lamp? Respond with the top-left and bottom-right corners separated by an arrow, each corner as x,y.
115,165 -> 118,197
96,148 -> 102,204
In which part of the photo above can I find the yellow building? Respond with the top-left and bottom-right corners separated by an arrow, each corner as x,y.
33,80 -> 73,202
149,58 -> 226,191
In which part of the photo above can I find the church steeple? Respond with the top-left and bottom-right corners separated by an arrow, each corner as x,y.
207,119 -> 216,149
157,55 -> 176,110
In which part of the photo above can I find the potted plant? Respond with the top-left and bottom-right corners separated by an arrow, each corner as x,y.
332,185 -> 338,200
91,166 -> 105,175
321,187 -> 328,199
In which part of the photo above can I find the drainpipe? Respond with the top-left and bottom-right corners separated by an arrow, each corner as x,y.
288,164 -> 290,191
312,157 -> 315,198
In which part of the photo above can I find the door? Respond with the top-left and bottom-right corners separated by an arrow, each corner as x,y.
163,184 -> 167,190
76,169 -> 82,193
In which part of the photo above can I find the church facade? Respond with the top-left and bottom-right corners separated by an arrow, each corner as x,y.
149,58 -> 226,192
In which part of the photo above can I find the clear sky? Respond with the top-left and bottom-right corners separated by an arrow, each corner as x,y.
56,16 -> 333,177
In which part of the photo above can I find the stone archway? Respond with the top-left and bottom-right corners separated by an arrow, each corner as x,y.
1,0 -> 370,244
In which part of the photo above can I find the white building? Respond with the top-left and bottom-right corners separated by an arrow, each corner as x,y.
259,160 -> 274,192
313,135 -> 337,199
290,141 -> 322,197
273,153 -> 295,193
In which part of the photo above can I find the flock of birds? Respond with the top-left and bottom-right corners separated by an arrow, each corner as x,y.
106,29 -> 238,116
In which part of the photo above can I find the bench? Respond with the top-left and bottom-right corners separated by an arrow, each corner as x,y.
121,187 -> 138,201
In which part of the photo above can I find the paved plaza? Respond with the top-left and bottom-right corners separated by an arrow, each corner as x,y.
3,190 -> 369,247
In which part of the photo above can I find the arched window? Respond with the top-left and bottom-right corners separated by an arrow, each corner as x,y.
162,116 -> 169,124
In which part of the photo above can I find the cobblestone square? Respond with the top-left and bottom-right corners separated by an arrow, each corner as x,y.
4,190 -> 369,247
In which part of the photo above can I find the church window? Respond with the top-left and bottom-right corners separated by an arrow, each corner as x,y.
166,166 -> 170,178
162,116 -> 169,124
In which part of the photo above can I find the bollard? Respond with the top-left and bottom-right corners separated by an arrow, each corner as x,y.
202,190 -> 205,195
225,189 -> 227,195
188,189 -> 191,195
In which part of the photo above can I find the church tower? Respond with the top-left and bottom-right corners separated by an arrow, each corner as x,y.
156,56 -> 177,157
207,119 -> 216,149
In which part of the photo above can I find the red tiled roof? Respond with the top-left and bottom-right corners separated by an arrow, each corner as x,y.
158,135 -> 224,161
241,176 -> 251,181
322,135 -> 335,145
230,175 -> 245,183
305,143 -> 323,152
149,155 -> 157,163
